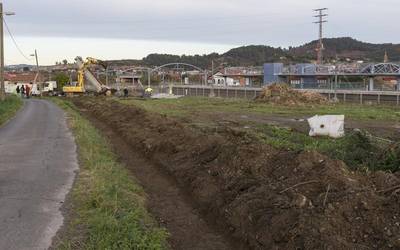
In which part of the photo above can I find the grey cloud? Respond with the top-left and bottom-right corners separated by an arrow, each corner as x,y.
4,0 -> 400,47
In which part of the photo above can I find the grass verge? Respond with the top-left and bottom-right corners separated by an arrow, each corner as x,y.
51,98 -> 168,250
0,95 -> 23,126
118,97 -> 400,122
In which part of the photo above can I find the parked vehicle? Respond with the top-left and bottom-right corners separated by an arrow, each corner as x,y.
42,81 -> 58,96
31,84 -> 41,96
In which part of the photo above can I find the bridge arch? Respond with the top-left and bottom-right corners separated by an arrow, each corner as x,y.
147,63 -> 207,87
151,63 -> 205,73
361,63 -> 400,74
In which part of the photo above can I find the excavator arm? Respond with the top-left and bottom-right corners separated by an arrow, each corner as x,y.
63,56 -> 111,95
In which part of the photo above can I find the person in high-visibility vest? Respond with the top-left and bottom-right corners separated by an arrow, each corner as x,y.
144,87 -> 153,97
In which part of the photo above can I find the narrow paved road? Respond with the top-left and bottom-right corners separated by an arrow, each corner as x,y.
0,99 -> 78,250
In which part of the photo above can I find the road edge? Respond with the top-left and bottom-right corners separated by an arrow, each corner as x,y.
49,98 -> 169,249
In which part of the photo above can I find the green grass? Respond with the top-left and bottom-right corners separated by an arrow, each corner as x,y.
52,98 -> 168,250
253,124 -> 381,171
0,95 -> 23,125
119,97 -> 400,172
253,123 -> 400,172
118,97 -> 400,121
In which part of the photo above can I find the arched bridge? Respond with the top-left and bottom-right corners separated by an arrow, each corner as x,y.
147,63 -> 207,86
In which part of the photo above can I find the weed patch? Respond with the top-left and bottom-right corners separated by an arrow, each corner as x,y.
0,95 -> 22,125
51,98 -> 168,250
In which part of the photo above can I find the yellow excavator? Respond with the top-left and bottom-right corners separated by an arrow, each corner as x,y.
63,56 -> 112,96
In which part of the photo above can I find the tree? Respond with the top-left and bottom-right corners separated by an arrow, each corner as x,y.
55,73 -> 70,91
62,59 -> 68,65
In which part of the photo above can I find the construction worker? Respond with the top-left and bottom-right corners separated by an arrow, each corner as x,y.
123,88 -> 129,98
25,84 -> 31,99
144,86 -> 153,97
20,85 -> 25,98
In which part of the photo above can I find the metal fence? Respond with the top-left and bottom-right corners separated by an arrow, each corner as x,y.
171,85 -> 400,106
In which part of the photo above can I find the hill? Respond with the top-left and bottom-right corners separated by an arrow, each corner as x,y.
289,37 -> 400,62
107,37 -> 400,69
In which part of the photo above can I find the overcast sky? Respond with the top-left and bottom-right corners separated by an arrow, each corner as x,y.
3,0 -> 399,65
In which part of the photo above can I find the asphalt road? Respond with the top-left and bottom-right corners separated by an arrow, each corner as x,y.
0,99 -> 78,250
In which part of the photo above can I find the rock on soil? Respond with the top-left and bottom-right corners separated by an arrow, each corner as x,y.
256,84 -> 328,106
74,97 -> 400,250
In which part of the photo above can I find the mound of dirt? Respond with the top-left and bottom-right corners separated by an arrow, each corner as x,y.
74,98 -> 400,250
257,84 -> 328,105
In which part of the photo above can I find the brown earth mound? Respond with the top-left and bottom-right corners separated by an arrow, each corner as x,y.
257,84 -> 328,105
73,98 -> 400,250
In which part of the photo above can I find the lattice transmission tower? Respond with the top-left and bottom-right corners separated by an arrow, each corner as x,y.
313,8 -> 328,64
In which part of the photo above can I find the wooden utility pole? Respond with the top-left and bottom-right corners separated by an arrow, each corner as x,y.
32,49 -> 42,94
0,3 -> 15,101
0,3 -> 5,101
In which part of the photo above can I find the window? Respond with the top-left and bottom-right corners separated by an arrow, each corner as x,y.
291,80 -> 301,85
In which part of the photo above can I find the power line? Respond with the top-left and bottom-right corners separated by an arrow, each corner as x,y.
3,18 -> 32,61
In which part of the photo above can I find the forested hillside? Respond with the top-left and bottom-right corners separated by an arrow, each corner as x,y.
107,37 -> 400,68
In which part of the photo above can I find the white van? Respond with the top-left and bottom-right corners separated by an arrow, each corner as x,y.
43,81 -> 58,95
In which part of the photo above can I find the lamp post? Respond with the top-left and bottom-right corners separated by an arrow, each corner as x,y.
0,3 -> 15,101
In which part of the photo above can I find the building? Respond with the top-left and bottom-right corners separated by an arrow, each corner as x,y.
4,72 -> 39,94
5,72 -> 37,84
116,74 -> 142,86
213,67 -> 263,87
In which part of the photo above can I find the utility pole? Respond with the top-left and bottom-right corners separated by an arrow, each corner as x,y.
31,49 -> 40,89
0,3 -> 4,101
313,8 -> 328,65
211,60 -> 214,83
105,66 -> 109,86
147,68 -> 151,88
0,3 -> 15,101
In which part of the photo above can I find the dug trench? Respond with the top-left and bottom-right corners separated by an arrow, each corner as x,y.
73,97 -> 400,250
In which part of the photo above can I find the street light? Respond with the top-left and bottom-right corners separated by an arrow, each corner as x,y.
0,4 -> 15,101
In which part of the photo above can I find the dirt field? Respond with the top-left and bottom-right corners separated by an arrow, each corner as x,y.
118,97 -> 400,140
72,97 -> 400,250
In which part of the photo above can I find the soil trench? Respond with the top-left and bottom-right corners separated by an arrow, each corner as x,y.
73,98 -> 400,250
79,110 -> 243,250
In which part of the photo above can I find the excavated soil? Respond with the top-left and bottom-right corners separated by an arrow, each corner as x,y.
257,84 -> 328,106
73,97 -> 400,250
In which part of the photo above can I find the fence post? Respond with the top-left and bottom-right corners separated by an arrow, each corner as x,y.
202,87 -> 205,97
254,89 -> 257,99
195,87 -> 198,97
235,89 -> 237,98
397,95 -> 399,106
378,94 -> 381,105
226,89 -> 229,98
343,93 -> 346,103
360,93 -> 363,104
